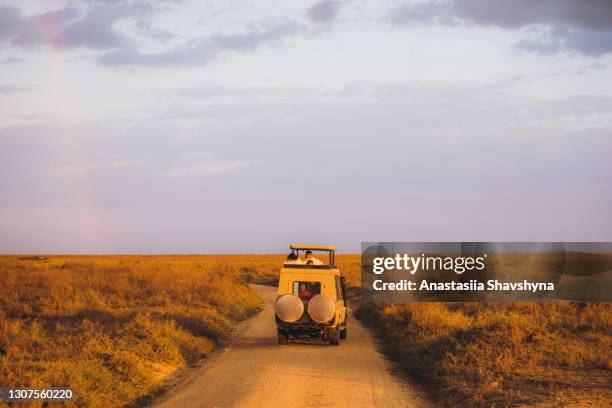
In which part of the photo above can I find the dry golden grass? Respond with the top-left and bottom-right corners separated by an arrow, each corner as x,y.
0,255 -> 263,408
1,254 -> 610,407
358,300 -> 612,406
344,252 -> 612,405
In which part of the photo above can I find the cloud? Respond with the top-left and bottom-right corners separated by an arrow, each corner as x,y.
58,4 -> 151,49
575,62 -> 607,74
0,85 -> 30,94
98,20 -> 304,67
164,160 -> 260,177
306,1 -> 342,23
54,159 -> 144,174
0,5 -> 77,47
1,3 -> 303,68
2,82 -> 611,252
2,57 -> 23,64
0,3 -> 154,50
152,84 -> 315,100
135,19 -> 175,41
388,0 -> 612,56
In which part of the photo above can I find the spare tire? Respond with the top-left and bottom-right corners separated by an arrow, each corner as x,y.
275,295 -> 304,322
307,295 -> 336,323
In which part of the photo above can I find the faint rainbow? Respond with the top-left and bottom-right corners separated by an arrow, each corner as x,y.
38,9 -> 111,254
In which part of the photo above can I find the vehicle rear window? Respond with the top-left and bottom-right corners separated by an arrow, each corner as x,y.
292,281 -> 321,300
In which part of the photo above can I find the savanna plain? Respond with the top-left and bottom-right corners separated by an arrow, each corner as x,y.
0,255 -> 610,407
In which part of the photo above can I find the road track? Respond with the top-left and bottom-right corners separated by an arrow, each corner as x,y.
152,284 -> 430,408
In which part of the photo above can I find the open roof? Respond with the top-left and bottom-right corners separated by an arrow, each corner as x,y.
290,244 -> 337,251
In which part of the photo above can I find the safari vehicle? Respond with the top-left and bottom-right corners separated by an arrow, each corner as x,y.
275,245 -> 348,345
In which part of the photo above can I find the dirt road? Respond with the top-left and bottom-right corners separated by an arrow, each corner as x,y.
152,284 -> 429,408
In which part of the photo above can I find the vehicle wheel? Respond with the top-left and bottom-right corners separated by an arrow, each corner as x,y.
340,322 -> 347,340
278,334 -> 288,345
329,329 -> 340,346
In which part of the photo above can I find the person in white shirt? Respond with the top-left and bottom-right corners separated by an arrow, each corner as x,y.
304,250 -> 324,265
284,253 -> 303,265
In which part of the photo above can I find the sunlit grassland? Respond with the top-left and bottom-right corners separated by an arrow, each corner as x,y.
0,255 -> 264,408
355,252 -> 612,406
1,254 -> 610,407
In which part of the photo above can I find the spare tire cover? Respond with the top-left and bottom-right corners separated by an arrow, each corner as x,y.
275,295 -> 304,322
307,295 -> 336,323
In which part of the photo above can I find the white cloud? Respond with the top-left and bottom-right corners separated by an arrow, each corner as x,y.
97,19 -> 304,67
54,159 -> 144,174
0,84 -> 30,94
163,160 -> 259,177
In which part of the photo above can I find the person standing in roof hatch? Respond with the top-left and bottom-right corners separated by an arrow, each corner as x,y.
284,253 -> 303,265
304,250 -> 323,265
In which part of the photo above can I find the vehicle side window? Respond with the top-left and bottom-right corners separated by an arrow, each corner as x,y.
292,281 -> 321,300
335,276 -> 343,301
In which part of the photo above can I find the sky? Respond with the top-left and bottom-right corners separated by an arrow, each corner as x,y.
0,0 -> 611,254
